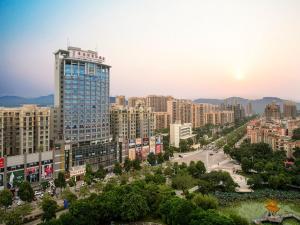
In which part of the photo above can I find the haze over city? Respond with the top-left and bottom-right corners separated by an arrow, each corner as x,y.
1,0 -> 300,101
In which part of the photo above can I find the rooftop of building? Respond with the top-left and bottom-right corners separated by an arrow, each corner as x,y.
54,46 -> 110,67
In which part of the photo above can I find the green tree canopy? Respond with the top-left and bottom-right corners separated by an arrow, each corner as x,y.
171,172 -> 196,191
147,152 -> 156,166
292,128 -> 300,140
41,197 -> 58,222
113,162 -> 122,175
191,194 -> 218,210
120,192 -> 149,221
0,189 -> 13,209
18,181 -> 34,202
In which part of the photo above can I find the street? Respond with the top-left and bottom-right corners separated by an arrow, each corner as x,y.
171,145 -> 252,192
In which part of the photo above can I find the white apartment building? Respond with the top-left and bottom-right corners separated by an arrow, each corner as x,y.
170,122 -> 195,148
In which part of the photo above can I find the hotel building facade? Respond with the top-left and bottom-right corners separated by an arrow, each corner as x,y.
54,46 -> 117,173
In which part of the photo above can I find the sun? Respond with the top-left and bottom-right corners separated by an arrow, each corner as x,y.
234,69 -> 245,81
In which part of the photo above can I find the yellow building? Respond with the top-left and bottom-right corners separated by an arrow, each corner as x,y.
0,105 -> 50,156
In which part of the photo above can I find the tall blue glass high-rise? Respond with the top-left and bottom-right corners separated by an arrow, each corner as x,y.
54,47 -> 116,170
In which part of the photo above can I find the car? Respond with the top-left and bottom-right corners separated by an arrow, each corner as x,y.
178,155 -> 183,158
209,153 -> 214,156
34,191 -> 43,196
17,200 -> 24,206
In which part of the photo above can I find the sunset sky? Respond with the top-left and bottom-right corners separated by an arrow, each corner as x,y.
0,0 -> 300,101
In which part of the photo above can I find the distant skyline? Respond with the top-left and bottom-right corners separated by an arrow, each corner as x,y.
1,0 -> 300,101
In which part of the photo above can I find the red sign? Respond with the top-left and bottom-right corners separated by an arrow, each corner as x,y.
0,158 -> 4,168
155,145 -> 161,154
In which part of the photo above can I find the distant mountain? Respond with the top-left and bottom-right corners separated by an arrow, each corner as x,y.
0,95 -> 116,107
0,95 -> 54,107
194,97 -> 300,114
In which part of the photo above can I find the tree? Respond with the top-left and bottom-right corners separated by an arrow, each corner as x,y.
201,171 -> 238,192
62,189 -> 77,204
54,172 -> 66,192
0,189 -> 13,210
241,157 -> 252,173
41,197 -> 58,222
188,161 -> 206,178
120,192 -> 149,221
164,166 -> 173,177
197,180 -> 213,194
223,145 -> 231,155
171,173 -> 196,192
41,181 -> 50,191
79,185 -> 90,198
124,157 -> 132,172
292,128 -> 300,140
147,152 -> 156,166
84,164 -> 94,185
247,174 -> 263,189
163,151 -> 170,161
94,181 -> 104,193
228,213 -> 249,225
159,196 -> 194,225
268,173 -> 290,189
179,140 -> 189,152
132,159 -> 141,170
120,174 -> 129,185
18,181 -> 34,202
145,173 -> 166,185
68,177 -> 76,187
1,204 -> 32,225
179,162 -> 188,170
94,165 -> 107,180
187,138 -> 194,147
293,147 -> 300,159
113,162 -> 122,175
253,161 -> 265,173
157,153 -> 164,164
189,209 -> 233,225
191,194 -> 218,210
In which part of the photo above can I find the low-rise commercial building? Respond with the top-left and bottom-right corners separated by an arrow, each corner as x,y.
170,122 -> 196,148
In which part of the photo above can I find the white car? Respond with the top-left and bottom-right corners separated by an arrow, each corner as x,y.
34,191 -> 43,196
17,200 -> 24,206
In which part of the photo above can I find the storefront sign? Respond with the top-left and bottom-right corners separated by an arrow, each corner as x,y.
0,158 -> 4,169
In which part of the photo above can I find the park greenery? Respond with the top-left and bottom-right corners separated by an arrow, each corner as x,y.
0,204 -> 32,225
41,195 -> 59,222
0,189 -> 13,210
292,128 -> 300,140
38,168 -> 248,225
224,141 -> 300,190
18,181 -> 35,202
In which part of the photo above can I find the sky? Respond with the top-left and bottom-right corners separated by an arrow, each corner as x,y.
0,0 -> 300,101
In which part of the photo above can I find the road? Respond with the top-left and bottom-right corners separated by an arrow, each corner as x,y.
170,146 -> 252,192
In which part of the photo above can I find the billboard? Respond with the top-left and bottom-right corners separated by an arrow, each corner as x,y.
42,164 -> 53,179
150,137 -> 156,153
0,158 -> 4,169
142,146 -> 150,160
135,138 -> 142,159
7,170 -> 24,189
129,139 -> 135,148
136,138 -> 142,147
128,148 -> 136,160
143,138 -> 149,146
26,166 -> 40,183
156,136 -> 161,144
155,144 -> 161,154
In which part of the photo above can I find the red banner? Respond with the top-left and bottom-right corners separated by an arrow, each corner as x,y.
0,158 -> 4,169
